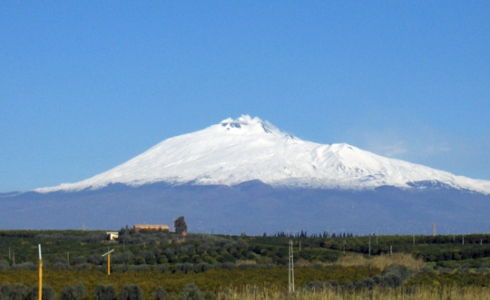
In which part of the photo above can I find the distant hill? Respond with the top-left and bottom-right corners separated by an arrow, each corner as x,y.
2,181 -> 490,234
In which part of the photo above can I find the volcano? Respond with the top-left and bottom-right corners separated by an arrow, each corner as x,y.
36,115 -> 490,195
3,115 -> 490,234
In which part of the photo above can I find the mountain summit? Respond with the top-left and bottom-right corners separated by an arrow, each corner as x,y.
37,115 -> 490,194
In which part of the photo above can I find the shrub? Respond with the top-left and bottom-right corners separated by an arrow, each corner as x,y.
329,280 -> 340,290
52,262 -> 71,270
153,287 -> 168,300
238,264 -> 258,270
94,285 -> 116,300
261,264 -> 277,269
28,285 -> 56,300
384,265 -> 413,281
0,260 -> 9,271
179,283 -> 205,300
191,254 -> 203,264
380,273 -> 403,288
372,275 -> 382,284
134,256 -> 146,265
203,256 -> 217,264
10,262 -> 37,271
421,266 -> 433,273
215,262 -> 235,270
256,257 -> 272,265
1,284 -> 30,300
112,264 -> 130,272
112,252 -> 135,264
157,256 -> 168,264
70,256 -> 86,265
151,247 -> 162,257
156,265 -> 168,273
354,277 -> 376,290
73,263 -> 92,271
235,260 -> 256,266
53,257 -> 68,264
174,263 -> 194,274
87,254 -> 103,265
458,265 -> 470,272
60,283 -> 86,300
194,263 -> 213,273
133,265 -> 151,272
311,262 -> 325,269
379,264 -> 414,288
0,285 -> 9,298
167,255 -> 179,263
119,284 -> 144,300
342,280 -> 354,291
305,281 -> 330,292
435,266 -> 454,272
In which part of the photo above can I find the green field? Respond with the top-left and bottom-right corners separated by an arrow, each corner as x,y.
1,229 -> 490,299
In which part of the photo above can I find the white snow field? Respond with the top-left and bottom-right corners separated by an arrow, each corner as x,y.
36,115 -> 490,194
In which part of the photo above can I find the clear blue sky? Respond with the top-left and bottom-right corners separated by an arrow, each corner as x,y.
1,1 -> 489,192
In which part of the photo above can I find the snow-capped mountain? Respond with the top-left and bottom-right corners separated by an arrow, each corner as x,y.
36,115 -> 490,195
4,115 -> 490,233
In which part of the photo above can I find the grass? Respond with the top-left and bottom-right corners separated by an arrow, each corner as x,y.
334,253 -> 424,271
216,285 -> 490,300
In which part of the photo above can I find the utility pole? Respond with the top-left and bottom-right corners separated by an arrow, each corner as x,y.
38,244 -> 42,300
368,236 -> 371,256
462,235 -> 465,245
390,245 -> 393,255
288,240 -> 295,293
432,223 -> 436,236
102,249 -> 114,276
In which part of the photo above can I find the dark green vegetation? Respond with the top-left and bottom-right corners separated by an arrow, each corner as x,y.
174,216 -> 187,235
1,229 -> 490,299
318,232 -> 490,263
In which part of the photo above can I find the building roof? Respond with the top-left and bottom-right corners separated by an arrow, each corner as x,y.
134,224 -> 169,228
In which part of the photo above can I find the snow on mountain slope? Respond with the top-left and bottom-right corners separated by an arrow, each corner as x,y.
36,115 -> 490,194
